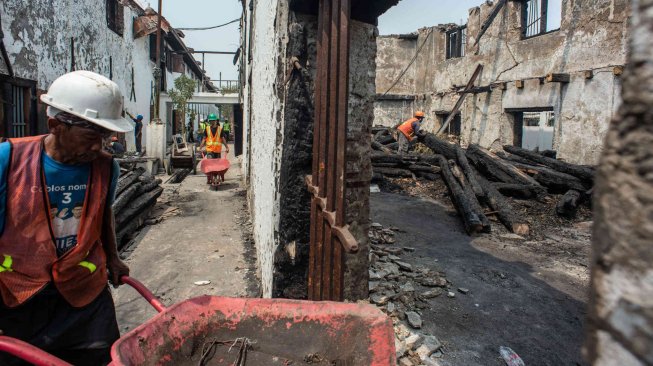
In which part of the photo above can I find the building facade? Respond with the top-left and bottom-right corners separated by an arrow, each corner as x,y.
375,0 -> 629,165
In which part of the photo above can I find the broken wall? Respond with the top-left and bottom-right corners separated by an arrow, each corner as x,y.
1,0 -> 154,147
242,0 -> 376,299
375,0 -> 629,165
588,0 -> 653,364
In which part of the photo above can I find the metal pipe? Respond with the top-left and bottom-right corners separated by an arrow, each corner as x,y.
153,0 -> 163,121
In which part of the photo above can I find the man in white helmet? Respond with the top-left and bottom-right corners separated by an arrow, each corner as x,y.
0,71 -> 132,365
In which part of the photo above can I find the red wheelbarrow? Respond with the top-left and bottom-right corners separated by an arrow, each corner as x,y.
200,157 -> 231,191
0,277 -> 396,366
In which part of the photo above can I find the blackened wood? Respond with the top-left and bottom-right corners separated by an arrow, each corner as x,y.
451,162 -> 491,233
371,141 -> 392,153
438,156 -> 483,235
116,167 -> 145,196
371,126 -> 389,134
408,164 -> 441,174
556,190 -> 583,218
475,172 -> 530,235
373,167 -> 414,178
546,73 -> 571,83
510,161 -> 589,193
116,206 -> 154,249
503,145 -> 595,182
415,171 -> 440,181
455,147 -> 484,199
116,186 -> 163,229
385,142 -> 399,151
377,135 -> 395,145
492,183 -> 545,200
421,133 -> 458,159
496,151 -> 543,167
467,144 -> 540,186
371,151 -> 404,165
112,183 -> 142,215
139,178 -> 163,194
373,129 -> 389,142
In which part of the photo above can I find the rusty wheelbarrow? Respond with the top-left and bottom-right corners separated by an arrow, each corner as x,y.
0,276 -> 396,365
200,157 -> 231,191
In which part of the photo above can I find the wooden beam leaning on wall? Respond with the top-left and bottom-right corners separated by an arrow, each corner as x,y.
436,64 -> 484,136
472,0 -> 508,52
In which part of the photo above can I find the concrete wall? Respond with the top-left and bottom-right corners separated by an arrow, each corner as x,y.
374,0 -> 629,164
1,0 -> 154,148
588,1 -> 653,364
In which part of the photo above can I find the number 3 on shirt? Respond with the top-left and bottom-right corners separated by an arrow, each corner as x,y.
62,192 -> 72,204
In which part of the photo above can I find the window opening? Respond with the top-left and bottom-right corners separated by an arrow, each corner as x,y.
446,26 -> 467,59
106,0 -> 125,36
522,0 -> 561,38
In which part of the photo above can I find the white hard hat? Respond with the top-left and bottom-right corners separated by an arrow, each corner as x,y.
40,71 -> 133,133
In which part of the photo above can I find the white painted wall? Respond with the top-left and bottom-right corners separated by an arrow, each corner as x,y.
241,0 -> 287,298
1,0 -> 154,149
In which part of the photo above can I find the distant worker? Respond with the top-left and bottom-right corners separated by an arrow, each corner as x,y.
397,111 -> 426,154
126,111 -> 144,154
0,70 -> 130,365
196,118 -> 209,145
108,136 -> 125,155
222,118 -> 231,142
200,113 -> 229,158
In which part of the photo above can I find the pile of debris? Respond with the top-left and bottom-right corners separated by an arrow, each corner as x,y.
371,128 -> 595,236
114,165 -> 163,248
368,223 -> 457,365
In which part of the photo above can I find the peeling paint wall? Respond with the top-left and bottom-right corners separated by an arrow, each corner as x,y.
1,0 -> 154,147
375,0 -> 629,165
241,0 -> 287,298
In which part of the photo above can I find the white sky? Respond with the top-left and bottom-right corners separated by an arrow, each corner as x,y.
143,0 -> 562,82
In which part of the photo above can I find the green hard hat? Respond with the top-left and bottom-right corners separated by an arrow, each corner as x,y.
208,113 -> 218,121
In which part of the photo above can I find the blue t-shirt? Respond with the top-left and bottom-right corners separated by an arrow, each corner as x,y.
0,142 -> 119,257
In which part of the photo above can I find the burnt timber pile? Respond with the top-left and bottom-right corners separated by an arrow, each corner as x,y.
113,163 -> 164,249
371,127 -> 594,236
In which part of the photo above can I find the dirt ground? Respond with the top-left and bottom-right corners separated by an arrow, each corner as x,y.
113,145 -> 260,334
371,183 -> 591,365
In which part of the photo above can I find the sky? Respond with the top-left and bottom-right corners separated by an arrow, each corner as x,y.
141,0 -> 561,83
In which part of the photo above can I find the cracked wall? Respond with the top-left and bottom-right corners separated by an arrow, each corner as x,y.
375,0 -> 629,164
1,0 -> 154,147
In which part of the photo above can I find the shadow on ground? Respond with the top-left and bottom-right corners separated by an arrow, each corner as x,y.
371,192 -> 588,366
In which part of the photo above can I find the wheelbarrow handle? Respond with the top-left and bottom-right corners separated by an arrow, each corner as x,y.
0,336 -> 73,366
120,275 -> 167,313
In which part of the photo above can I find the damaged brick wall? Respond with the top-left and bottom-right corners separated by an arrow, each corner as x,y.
588,0 -> 653,364
375,0 -> 630,165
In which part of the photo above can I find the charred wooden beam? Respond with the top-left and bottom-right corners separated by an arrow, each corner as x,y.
510,161 -> 589,193
475,172 -> 530,236
438,156 -> 483,235
420,133 -> 458,160
451,161 -> 491,233
546,73 -> 570,83
503,145 -> 595,182
455,147 -> 484,199
492,183 -> 545,200
373,167 -> 414,178
472,0 -> 507,49
556,190 -> 583,218
467,144 -> 541,186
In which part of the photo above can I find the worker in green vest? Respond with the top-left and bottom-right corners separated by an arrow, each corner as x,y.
196,116 -> 210,145
222,118 -> 231,142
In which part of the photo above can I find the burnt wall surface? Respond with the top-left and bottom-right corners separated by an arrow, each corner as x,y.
272,12 -> 375,301
374,0 -> 629,165
588,0 -> 653,364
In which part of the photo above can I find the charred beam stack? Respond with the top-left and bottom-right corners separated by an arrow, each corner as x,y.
113,166 -> 163,248
372,127 -> 595,235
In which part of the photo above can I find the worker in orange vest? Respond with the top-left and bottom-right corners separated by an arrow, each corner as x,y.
200,114 -> 230,159
0,71 -> 131,365
397,111 -> 426,153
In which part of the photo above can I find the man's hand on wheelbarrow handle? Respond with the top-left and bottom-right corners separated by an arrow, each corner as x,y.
107,257 -> 130,288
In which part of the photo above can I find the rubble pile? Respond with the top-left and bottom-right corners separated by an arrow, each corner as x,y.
114,165 -> 163,248
372,128 -> 595,236
368,223 -> 451,365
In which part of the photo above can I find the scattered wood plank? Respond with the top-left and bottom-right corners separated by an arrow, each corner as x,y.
421,133 -> 458,159
546,73 -> 570,83
116,186 -> 164,229
503,145 -> 594,182
438,156 -> 483,235
373,167 -> 414,178
371,141 -> 392,154
377,135 -> 395,145
116,168 -> 145,196
492,183 -> 545,200
112,183 -> 142,215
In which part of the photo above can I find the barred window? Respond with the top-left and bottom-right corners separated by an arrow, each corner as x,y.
522,0 -> 561,38
446,26 -> 466,59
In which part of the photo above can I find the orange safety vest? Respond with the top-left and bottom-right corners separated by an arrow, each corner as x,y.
205,125 -> 223,153
398,118 -> 420,141
0,136 -> 112,308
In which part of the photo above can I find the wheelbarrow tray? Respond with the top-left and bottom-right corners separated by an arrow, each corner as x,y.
110,296 -> 395,366
200,158 -> 230,175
